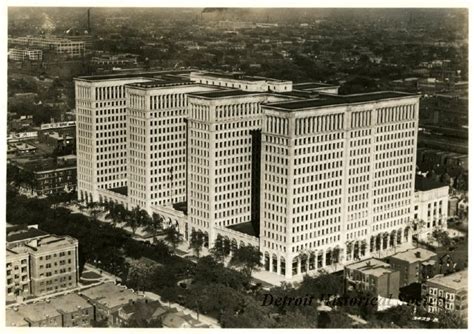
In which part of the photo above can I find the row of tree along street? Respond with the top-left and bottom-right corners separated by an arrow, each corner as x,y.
6,186 -> 466,328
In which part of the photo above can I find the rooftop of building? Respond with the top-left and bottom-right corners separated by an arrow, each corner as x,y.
5,308 -> 30,327
50,293 -> 92,313
80,282 -> 142,309
293,82 -> 340,90
6,227 -> 49,243
75,69 -> 193,82
13,156 -> 76,173
427,270 -> 468,291
109,186 -> 128,196
195,71 -> 288,83
172,201 -> 187,215
226,221 -> 258,237
161,311 -> 191,328
188,89 -> 264,99
265,91 -> 418,111
121,299 -> 166,319
415,175 -> 448,192
389,248 -> 437,263
14,300 -> 62,323
345,258 -> 396,277
125,77 -> 195,89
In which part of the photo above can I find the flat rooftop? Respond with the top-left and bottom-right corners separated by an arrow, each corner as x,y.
75,70 -> 193,82
15,301 -> 62,323
265,91 -> 418,111
428,270 -> 468,291
52,293 -> 92,313
390,248 -> 437,263
126,80 -> 193,89
109,186 -> 128,196
197,71 -> 286,83
81,282 -> 142,309
226,221 -> 258,237
7,228 -> 49,243
188,89 -> 263,99
293,82 -> 339,90
415,175 -> 448,192
346,258 -> 396,277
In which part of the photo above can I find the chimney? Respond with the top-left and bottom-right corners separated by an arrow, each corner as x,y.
87,9 -> 91,33
415,251 -> 421,258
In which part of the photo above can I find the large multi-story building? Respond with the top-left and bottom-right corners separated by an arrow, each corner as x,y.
75,71 -> 193,204
75,70 -> 423,279
125,80 -> 215,212
260,92 -> 419,277
6,227 -> 79,298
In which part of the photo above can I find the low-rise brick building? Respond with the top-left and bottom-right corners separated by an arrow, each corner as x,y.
345,258 -> 400,299
388,248 -> 438,287
422,270 -> 468,319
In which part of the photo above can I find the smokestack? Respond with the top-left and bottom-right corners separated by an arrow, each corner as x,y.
87,8 -> 91,33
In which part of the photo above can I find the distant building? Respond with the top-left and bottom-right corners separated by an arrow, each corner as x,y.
413,175 -> 449,238
6,227 -> 79,298
79,282 -> 143,326
11,156 -> 77,196
8,48 -> 43,61
422,270 -> 468,319
9,36 -> 85,57
345,258 -> 400,299
91,53 -> 138,67
388,248 -> 438,287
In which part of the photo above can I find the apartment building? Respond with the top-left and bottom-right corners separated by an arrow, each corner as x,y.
260,92 -> 419,277
345,258 -> 400,299
6,227 -> 79,298
422,270 -> 468,319
388,247 -> 438,287
6,293 -> 94,327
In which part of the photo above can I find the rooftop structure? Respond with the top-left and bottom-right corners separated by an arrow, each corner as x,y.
264,91 -> 417,111
345,258 -> 395,277
428,270 -> 468,291
80,282 -> 142,310
390,248 -> 437,264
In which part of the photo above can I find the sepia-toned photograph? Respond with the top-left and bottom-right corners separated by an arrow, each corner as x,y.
5,5 -> 469,329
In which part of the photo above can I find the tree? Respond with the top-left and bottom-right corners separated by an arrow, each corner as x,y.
105,202 -> 122,227
143,213 -> 164,242
164,226 -> 183,253
189,230 -> 205,258
210,234 -> 227,262
127,206 -> 151,235
432,228 -> 452,248
435,308 -> 467,329
229,245 -> 262,276
87,201 -> 102,223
